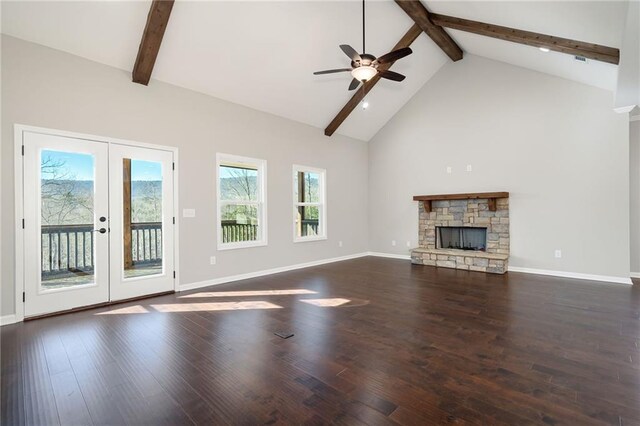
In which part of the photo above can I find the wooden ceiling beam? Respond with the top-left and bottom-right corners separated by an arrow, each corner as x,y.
430,13 -> 620,65
324,24 -> 422,137
394,1 -> 463,62
132,0 -> 175,85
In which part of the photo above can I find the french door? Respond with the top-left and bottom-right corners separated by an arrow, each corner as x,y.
24,132 -> 110,316
109,144 -> 174,301
22,131 -> 175,318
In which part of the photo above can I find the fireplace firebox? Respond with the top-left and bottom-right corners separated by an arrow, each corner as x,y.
437,226 -> 487,251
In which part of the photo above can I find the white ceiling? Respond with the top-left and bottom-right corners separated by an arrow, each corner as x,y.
1,1 -> 629,141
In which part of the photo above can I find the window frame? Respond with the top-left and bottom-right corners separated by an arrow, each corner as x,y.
292,165 -> 327,243
216,153 -> 267,251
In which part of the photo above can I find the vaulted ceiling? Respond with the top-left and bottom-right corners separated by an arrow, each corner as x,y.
1,1 -> 629,141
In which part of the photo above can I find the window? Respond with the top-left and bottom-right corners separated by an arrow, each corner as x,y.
217,154 -> 267,250
293,165 -> 326,242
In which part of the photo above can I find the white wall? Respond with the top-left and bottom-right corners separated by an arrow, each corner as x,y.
1,36 -> 369,316
368,55 -> 630,279
631,119 -> 640,273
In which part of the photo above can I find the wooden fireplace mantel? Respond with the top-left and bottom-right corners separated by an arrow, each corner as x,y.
413,192 -> 509,213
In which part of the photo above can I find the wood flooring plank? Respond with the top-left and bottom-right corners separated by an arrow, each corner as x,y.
49,370 -> 93,426
21,326 -> 60,426
1,326 -> 27,426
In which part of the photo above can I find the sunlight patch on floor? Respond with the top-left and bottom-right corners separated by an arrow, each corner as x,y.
180,289 -> 317,298
150,301 -> 282,312
95,305 -> 149,315
300,298 -> 351,307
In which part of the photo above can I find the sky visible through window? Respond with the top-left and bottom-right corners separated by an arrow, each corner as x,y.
41,150 -> 162,181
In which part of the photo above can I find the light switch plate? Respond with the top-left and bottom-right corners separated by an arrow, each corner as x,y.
183,209 -> 196,218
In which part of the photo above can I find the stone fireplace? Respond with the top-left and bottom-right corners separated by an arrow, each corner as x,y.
411,192 -> 509,274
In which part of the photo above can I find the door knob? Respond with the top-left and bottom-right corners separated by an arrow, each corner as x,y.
99,216 -> 107,222
94,228 -> 107,234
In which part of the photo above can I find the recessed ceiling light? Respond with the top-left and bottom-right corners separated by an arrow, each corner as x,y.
362,100 -> 369,110
539,47 -> 550,53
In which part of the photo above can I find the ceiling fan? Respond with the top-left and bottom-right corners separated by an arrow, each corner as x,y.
314,0 -> 413,91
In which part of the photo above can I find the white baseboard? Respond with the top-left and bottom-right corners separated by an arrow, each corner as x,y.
366,251 -> 412,260
366,252 -> 634,286
508,266 -> 633,285
179,252 -> 369,292
1,315 -> 17,326
368,254 -> 632,285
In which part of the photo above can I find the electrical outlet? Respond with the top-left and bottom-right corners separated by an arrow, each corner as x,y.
338,241 -> 343,248
406,241 -> 411,248
210,256 -> 216,265
446,166 -> 452,174
466,164 -> 473,172
391,240 -> 397,246
554,250 -> 562,259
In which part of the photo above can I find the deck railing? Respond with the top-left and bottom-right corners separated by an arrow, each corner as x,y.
131,222 -> 163,266
220,219 -> 319,243
221,220 -> 259,243
299,219 -> 320,237
41,222 -> 164,277
41,224 -> 94,277
41,219 -> 321,276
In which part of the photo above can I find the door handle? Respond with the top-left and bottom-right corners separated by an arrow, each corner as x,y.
94,228 -> 107,234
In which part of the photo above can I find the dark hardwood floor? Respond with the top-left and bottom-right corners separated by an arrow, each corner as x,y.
2,257 -> 640,425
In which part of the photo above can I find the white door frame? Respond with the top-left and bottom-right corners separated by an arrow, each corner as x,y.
14,124 -> 180,322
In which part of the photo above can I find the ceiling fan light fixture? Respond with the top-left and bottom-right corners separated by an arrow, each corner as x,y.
351,66 -> 377,82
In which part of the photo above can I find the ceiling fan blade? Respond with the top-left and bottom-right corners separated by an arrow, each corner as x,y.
313,68 -> 352,75
340,44 -> 362,62
348,78 -> 361,91
379,70 -> 406,82
375,47 -> 413,65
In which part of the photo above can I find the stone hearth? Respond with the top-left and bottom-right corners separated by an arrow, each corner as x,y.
411,193 -> 510,274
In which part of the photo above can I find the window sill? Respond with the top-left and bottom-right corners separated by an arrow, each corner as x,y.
218,241 -> 268,251
294,236 -> 327,243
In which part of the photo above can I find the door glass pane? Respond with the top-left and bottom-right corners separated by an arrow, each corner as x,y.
221,204 -> 259,243
296,206 -> 320,237
124,159 -> 163,279
40,150 -> 95,289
